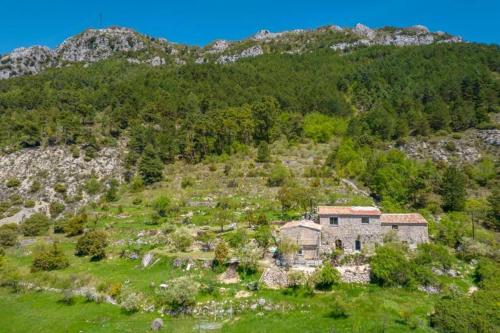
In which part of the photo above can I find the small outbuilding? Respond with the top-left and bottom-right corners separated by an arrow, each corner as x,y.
280,220 -> 322,261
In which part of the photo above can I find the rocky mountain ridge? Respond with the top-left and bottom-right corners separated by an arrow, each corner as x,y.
0,23 -> 463,79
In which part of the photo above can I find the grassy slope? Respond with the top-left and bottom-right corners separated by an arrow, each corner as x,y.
0,140 -> 479,332
0,286 -> 435,333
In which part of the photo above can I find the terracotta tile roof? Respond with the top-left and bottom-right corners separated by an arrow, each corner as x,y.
380,213 -> 427,225
280,220 -> 322,231
317,206 -> 381,216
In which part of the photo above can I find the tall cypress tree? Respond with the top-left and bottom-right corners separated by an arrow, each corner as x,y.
441,165 -> 467,212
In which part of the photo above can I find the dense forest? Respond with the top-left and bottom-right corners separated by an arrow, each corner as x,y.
0,43 -> 499,215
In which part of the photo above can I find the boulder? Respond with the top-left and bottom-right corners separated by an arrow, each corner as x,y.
151,318 -> 164,331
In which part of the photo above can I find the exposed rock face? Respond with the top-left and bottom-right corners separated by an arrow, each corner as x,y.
207,40 -> 230,53
0,146 -> 123,213
401,130 -> 500,163
253,29 -> 283,41
0,46 -> 55,79
57,27 -> 147,62
217,45 -> 264,64
352,23 -> 376,39
1,24 -> 464,79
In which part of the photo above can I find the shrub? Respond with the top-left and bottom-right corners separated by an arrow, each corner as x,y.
6,178 -> 21,188
129,176 -> 144,192
226,229 -> 248,248
287,270 -> 305,288
238,242 -> 262,274
370,244 -> 412,287
254,226 -> 272,250
64,213 -> 87,237
75,230 -> 108,260
20,213 -> 51,236
105,179 -> 120,202
328,296 -> 349,319
303,112 -> 347,143
312,264 -> 340,290
431,290 -> 498,333
214,241 -> 229,265
266,164 -> 290,187
0,224 -> 18,247
120,290 -> 143,312
156,277 -> 199,310
30,181 -> 41,193
475,258 -> 500,289
152,196 -> 170,217
31,243 -> 69,272
181,177 -> 194,188
170,228 -> 193,252
53,183 -> 67,194
84,177 -> 101,195
23,200 -> 35,208
49,201 -> 65,218
413,243 -> 455,270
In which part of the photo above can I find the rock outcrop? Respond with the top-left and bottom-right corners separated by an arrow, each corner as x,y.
0,145 -> 123,217
1,23 -> 464,79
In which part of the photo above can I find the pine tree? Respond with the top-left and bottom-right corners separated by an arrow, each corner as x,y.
441,166 -> 467,212
256,141 -> 270,163
139,144 -> 164,185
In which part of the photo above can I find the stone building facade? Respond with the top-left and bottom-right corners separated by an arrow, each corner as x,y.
280,206 -> 428,262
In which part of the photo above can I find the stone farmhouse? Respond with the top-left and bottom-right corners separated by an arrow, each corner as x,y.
280,206 -> 428,262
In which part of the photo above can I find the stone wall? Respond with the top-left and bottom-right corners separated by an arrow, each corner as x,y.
381,224 -> 429,249
280,226 -> 320,260
319,215 -> 383,252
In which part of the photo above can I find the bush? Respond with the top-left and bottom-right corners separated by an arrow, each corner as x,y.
431,290 -> 499,333
105,179 -> 120,202
23,200 -> 35,208
120,290 -> 143,312
226,229 -> 248,248
413,243 -> 455,270
287,270 -> 305,288
64,213 -> 87,236
20,213 -> 51,236
0,224 -> 18,247
156,277 -> 199,310
181,177 -> 194,189
49,201 -> 65,218
30,181 -> 41,193
6,178 -> 21,188
238,242 -> 262,274
266,164 -> 290,187
31,243 -> 69,272
312,264 -> 340,290
303,112 -> 347,143
370,244 -> 412,287
84,177 -> 101,195
328,296 -> 349,319
53,183 -> 67,194
475,258 -> 500,289
152,195 -> 170,217
170,228 -> 193,252
214,241 -> 229,265
75,230 -> 108,260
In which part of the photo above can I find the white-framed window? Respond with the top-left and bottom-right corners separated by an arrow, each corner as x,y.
392,225 -> 398,230
298,248 -> 303,255
361,217 -> 370,224
329,217 -> 339,226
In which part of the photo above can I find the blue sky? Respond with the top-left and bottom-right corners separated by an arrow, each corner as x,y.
1,0 -> 498,54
